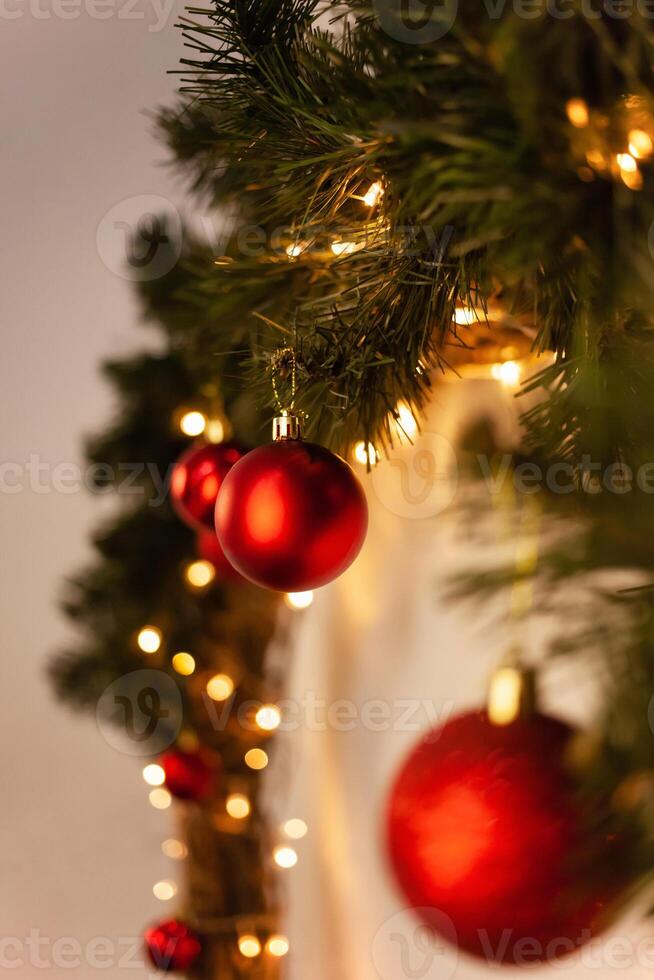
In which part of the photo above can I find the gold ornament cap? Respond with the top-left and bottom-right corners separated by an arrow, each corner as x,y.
488,664 -> 537,726
272,413 -> 302,441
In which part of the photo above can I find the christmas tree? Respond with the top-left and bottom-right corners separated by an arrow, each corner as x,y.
53,0 -> 654,975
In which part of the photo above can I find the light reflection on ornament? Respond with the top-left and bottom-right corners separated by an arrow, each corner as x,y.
244,476 -> 287,544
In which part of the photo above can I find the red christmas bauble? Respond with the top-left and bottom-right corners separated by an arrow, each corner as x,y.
196,531 -> 243,582
387,711 -> 624,966
144,919 -> 202,973
160,747 -> 218,802
170,442 -> 244,532
215,439 -> 368,592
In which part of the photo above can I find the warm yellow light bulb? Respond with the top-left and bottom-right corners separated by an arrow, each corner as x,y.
153,880 -> 177,901
488,667 -> 523,727
172,652 -> 196,676
282,818 -> 308,840
331,240 -> 358,256
353,441 -> 377,466
273,845 -> 298,869
185,560 -> 216,589
143,764 -> 165,787
621,167 -> 644,191
491,360 -> 521,387
394,402 -> 418,440
244,748 -> 269,771
362,180 -> 384,208
286,242 -> 307,258
238,936 -> 262,959
565,97 -> 589,128
616,152 -> 637,173
206,674 -> 235,702
285,591 -> 314,610
162,838 -> 188,860
453,306 -> 477,325
137,626 -> 162,654
206,418 -> 225,444
266,935 -> 290,958
149,788 -> 172,810
179,410 -> 207,437
628,129 -> 653,159
226,793 -> 251,820
255,704 -> 282,732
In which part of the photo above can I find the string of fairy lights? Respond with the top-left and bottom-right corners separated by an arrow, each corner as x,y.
565,93 -> 653,190
134,432 -> 312,964
135,157 -> 575,967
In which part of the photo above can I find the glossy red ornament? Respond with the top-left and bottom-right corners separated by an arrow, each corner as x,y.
387,711 -> 623,966
160,747 -> 218,802
215,437 -> 368,592
170,442 -> 244,532
144,919 -> 202,973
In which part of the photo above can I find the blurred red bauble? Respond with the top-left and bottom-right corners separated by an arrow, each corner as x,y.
144,919 -> 202,973
160,747 -> 218,802
170,442 -> 244,531
387,711 -> 624,966
215,439 -> 368,592
196,531 -> 242,582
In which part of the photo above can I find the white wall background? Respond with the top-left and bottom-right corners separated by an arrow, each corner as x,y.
0,3 -> 192,976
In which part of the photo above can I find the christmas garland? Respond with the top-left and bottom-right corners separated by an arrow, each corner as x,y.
53,0 -> 654,975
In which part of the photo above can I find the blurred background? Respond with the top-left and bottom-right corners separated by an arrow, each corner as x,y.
0,5 -> 187,976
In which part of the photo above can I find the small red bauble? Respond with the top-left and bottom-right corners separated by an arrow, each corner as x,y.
170,442 -> 244,532
144,919 -> 202,973
387,711 -> 624,966
160,747 -> 218,802
215,426 -> 368,592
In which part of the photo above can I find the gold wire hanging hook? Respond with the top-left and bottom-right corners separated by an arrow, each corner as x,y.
271,347 -> 297,414
271,347 -> 302,440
